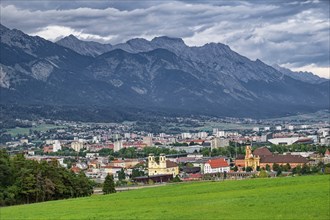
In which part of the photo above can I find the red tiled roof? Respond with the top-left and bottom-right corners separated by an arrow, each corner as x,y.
207,158 -> 229,168
166,160 -> 178,168
101,165 -> 122,169
71,166 -> 81,173
325,149 -> 330,155
260,155 -> 308,163
253,147 -> 272,156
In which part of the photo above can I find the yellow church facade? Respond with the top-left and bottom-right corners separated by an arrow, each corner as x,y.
148,153 -> 179,177
244,146 -> 260,171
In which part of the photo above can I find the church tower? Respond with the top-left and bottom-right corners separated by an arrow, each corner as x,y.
159,153 -> 166,169
148,153 -> 155,169
244,145 -> 260,171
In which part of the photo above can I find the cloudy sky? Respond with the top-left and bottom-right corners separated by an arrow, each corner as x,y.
1,0 -> 329,78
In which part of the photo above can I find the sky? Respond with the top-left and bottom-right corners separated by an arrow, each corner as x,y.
1,0 -> 329,78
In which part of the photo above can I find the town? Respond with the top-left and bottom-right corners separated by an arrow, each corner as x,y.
1,115 -> 329,187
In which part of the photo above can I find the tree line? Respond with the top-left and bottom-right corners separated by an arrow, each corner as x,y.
0,150 -> 94,206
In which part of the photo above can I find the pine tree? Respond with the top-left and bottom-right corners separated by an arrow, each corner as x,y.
102,174 -> 116,194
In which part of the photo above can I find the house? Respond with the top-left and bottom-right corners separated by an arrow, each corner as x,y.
324,149 -> 330,164
203,158 -> 230,174
110,159 -> 140,168
234,154 -> 245,169
148,154 -> 179,177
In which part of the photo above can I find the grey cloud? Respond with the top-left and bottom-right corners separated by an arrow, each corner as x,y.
0,0 -> 329,70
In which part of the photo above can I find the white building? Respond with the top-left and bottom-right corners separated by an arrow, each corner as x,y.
211,138 -> 230,149
301,125 -> 308,129
264,127 -> 270,131
197,132 -> 208,139
275,126 -> 282,131
252,127 -> 259,132
268,137 -> 312,145
53,140 -> 62,152
215,131 -> 225,137
181,132 -> 192,139
114,140 -> 123,152
288,125 -> 294,130
203,158 -> 230,174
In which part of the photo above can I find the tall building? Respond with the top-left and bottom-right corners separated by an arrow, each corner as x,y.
53,140 -> 62,152
197,132 -> 208,139
211,137 -> 229,149
71,141 -> 84,152
114,140 -> 123,152
215,131 -> 225,137
181,132 -> 192,139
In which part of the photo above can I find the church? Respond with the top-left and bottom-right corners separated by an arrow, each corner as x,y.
148,153 -> 179,177
236,146 -> 308,171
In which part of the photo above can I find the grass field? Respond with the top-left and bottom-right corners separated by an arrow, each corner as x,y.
1,175 -> 329,220
4,124 -> 65,136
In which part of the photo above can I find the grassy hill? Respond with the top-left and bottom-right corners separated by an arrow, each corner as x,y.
1,175 -> 329,220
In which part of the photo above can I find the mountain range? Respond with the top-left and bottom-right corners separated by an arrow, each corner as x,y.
1,24 -> 329,121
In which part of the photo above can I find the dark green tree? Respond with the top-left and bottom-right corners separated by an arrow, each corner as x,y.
102,174 -> 116,194
117,168 -> 126,182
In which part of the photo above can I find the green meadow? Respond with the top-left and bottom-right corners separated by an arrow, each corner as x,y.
1,175 -> 329,220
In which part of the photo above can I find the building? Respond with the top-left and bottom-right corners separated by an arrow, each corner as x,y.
242,146 -> 308,170
244,146 -> 260,171
203,158 -> 230,174
142,136 -> 153,146
275,126 -> 282,131
71,141 -> 84,152
114,140 -> 123,152
148,154 -> 179,177
197,132 -> 208,139
110,159 -> 140,169
181,132 -> 192,139
215,131 -> 225,137
211,137 -> 229,149
268,137 -> 313,145
260,133 -> 272,142
52,140 -> 61,152
324,149 -> 330,164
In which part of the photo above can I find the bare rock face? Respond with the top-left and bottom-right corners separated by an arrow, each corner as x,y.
1,24 -> 329,118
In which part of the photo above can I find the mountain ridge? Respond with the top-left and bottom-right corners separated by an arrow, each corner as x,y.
1,24 -> 329,120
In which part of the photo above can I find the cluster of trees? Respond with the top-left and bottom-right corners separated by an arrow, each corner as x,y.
200,146 -> 240,158
0,150 -> 94,206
